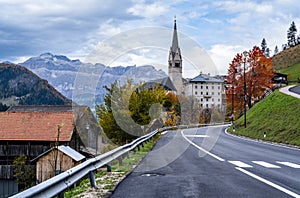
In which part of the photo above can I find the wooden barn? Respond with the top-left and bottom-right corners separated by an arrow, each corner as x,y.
0,111 -> 80,197
33,145 -> 85,183
6,105 -> 104,156
0,105 -> 107,197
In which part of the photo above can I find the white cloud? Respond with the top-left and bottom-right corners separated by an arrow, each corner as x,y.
216,1 -> 273,15
96,19 -> 123,37
127,1 -> 168,18
13,56 -> 31,64
209,44 -> 246,75
1,0 -> 300,72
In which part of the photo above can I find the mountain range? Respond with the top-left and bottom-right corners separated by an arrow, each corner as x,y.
18,53 -> 167,110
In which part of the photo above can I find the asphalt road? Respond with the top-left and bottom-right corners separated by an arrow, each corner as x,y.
111,126 -> 300,197
289,85 -> 300,95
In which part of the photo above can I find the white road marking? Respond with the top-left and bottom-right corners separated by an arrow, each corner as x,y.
228,161 -> 253,168
252,161 -> 281,168
236,167 -> 300,198
276,162 -> 300,168
184,135 -> 209,138
181,130 -> 225,162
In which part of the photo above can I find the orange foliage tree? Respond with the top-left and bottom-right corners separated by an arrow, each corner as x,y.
226,46 -> 274,119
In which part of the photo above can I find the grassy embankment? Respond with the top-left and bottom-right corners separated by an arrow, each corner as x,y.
230,90 -> 300,146
278,62 -> 300,83
64,135 -> 160,198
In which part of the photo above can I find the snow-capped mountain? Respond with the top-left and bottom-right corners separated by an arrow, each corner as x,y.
20,53 -> 167,108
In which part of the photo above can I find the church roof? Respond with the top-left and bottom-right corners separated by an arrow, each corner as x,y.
147,77 -> 177,91
189,73 -> 224,83
171,18 -> 179,54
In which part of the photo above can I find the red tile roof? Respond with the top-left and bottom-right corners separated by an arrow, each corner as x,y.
0,112 -> 75,141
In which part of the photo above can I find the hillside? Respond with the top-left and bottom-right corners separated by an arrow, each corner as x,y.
273,44 -> 300,70
231,90 -> 300,146
278,62 -> 300,83
0,63 -> 72,108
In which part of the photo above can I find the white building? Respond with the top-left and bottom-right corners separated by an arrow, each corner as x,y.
184,73 -> 224,109
168,18 -> 225,110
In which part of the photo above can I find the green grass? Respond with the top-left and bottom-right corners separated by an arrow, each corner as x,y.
64,135 -> 160,198
230,90 -> 300,146
278,62 -> 300,83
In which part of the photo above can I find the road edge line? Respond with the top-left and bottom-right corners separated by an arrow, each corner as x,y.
224,127 -> 300,151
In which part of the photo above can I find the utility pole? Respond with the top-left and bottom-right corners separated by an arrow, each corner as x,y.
243,51 -> 247,128
54,124 -> 63,175
231,68 -> 237,124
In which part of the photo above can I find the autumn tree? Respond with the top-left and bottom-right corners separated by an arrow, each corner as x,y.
164,92 -> 180,126
226,46 -> 274,119
96,80 -> 171,145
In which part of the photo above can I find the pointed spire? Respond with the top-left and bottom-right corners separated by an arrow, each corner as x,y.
171,16 -> 179,54
174,15 -> 177,30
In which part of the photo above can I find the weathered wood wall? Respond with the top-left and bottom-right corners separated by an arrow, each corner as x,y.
36,149 -> 78,183
0,141 -> 50,157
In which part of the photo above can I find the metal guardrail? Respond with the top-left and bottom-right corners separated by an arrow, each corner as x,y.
11,123 -> 230,198
10,128 -> 160,198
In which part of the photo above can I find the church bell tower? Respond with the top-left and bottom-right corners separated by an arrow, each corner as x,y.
168,17 -> 183,94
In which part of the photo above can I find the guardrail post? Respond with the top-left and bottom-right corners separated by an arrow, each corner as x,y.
122,153 -> 129,159
106,164 -> 112,172
137,145 -> 140,151
126,151 -> 130,159
118,157 -> 123,166
58,191 -> 64,198
141,142 -> 144,148
89,171 -> 98,189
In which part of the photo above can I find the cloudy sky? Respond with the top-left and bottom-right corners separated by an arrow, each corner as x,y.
1,0 -> 300,76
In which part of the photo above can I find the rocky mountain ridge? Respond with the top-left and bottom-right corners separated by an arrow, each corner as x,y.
18,53 -> 167,109
0,63 -> 72,108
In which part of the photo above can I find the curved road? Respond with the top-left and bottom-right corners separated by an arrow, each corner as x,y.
111,126 -> 300,197
280,85 -> 300,99
289,85 -> 300,95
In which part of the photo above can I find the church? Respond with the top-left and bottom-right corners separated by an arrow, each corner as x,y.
168,18 -> 225,110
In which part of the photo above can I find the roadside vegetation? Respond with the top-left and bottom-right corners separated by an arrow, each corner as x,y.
229,90 -> 300,146
64,135 -> 159,198
278,62 -> 300,83
96,80 -> 179,145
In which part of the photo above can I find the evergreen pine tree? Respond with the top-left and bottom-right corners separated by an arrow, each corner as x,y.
261,38 -> 267,53
287,21 -> 297,47
265,48 -> 270,58
297,35 -> 300,45
274,45 -> 279,55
